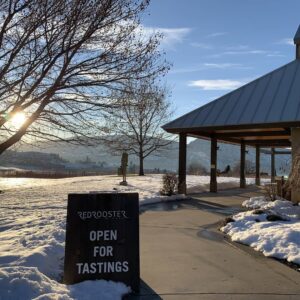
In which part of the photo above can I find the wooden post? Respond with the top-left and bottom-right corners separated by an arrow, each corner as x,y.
178,133 -> 187,194
271,148 -> 275,182
240,140 -> 246,188
255,145 -> 260,186
210,137 -> 217,193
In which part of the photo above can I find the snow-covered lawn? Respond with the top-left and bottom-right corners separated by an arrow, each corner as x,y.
221,196 -> 300,266
0,174 -> 267,299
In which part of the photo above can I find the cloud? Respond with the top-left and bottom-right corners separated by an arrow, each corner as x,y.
190,42 -> 213,49
278,38 -> 294,46
170,62 -> 250,74
170,66 -> 204,74
266,53 -> 286,58
207,49 -> 282,58
225,45 -> 249,51
188,79 -> 245,90
203,63 -> 243,69
223,50 -> 267,55
142,26 -> 191,48
206,32 -> 228,38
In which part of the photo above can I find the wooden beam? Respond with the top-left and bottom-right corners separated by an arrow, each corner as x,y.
210,137 -> 217,193
216,128 -> 285,133
245,140 -> 291,146
261,150 -> 291,155
240,140 -> 246,188
163,121 -> 300,134
256,145 -> 260,186
189,133 -> 241,145
244,135 -> 289,141
271,148 -> 275,183
274,151 -> 291,155
178,133 -> 187,194
214,130 -> 290,138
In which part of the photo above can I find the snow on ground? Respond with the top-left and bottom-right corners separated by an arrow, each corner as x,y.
0,267 -> 129,300
186,176 -> 269,193
221,196 -> 300,265
0,174 -> 266,299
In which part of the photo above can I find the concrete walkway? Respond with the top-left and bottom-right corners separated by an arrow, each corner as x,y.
129,187 -> 300,299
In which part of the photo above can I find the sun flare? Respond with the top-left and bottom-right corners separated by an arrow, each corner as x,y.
10,112 -> 26,128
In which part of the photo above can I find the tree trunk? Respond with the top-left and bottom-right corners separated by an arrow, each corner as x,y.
283,154 -> 300,202
139,154 -> 144,176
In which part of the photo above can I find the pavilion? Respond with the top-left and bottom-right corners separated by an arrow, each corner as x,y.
163,26 -> 300,202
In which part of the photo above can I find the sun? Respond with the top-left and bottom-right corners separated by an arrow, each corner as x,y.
10,112 -> 26,128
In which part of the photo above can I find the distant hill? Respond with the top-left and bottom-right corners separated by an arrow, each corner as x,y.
15,138 -> 291,175
0,150 -> 67,170
18,139 -> 179,171
188,139 -> 291,175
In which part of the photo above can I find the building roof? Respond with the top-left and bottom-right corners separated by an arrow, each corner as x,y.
163,26 -> 300,148
294,25 -> 300,44
163,58 -> 300,148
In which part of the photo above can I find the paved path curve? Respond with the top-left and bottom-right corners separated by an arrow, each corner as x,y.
128,187 -> 300,300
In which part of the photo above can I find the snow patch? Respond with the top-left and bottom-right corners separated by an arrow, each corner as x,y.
0,174 -> 270,299
222,198 -> 300,265
242,196 -> 267,209
0,267 -> 129,300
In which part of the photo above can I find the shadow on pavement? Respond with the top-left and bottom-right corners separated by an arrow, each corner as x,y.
140,186 -> 265,216
140,197 -> 242,216
189,185 -> 264,199
124,279 -> 162,299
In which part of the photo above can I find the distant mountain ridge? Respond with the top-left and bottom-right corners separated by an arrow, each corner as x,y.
15,138 -> 291,175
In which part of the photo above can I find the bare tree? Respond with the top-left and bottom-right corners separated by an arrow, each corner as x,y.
103,80 -> 173,175
0,0 -> 169,154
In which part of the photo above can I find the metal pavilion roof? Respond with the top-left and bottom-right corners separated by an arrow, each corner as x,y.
294,25 -> 300,44
163,26 -> 300,148
163,59 -> 300,134
169,27 -> 300,195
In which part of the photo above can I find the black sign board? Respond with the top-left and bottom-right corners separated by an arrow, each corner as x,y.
63,193 -> 139,292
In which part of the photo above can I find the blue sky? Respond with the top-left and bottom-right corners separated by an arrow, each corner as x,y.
142,0 -> 300,119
